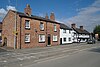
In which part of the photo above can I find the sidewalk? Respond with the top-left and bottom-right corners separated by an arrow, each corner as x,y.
0,43 -> 86,53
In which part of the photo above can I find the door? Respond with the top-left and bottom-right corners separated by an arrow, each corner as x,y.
4,37 -> 7,46
48,34 -> 51,45
60,38 -> 62,45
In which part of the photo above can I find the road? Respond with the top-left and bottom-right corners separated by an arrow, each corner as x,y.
0,42 -> 100,67
27,47 -> 100,67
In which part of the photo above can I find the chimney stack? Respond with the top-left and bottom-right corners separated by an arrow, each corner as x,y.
80,26 -> 84,30
24,4 -> 32,16
71,23 -> 76,29
45,13 -> 49,19
50,12 -> 55,21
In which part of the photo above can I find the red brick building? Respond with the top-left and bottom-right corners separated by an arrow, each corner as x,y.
2,4 -> 60,49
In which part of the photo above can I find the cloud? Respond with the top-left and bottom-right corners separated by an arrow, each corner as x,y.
7,5 -> 16,11
67,0 -> 100,32
0,5 -> 16,22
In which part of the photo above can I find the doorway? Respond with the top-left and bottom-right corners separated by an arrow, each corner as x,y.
60,38 -> 62,45
3,37 -> 7,46
48,34 -> 51,45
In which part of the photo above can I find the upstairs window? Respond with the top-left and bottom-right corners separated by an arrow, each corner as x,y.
54,24 -> 57,32
25,34 -> 30,43
25,20 -> 30,29
69,30 -> 71,34
63,29 -> 66,33
40,22 -> 44,30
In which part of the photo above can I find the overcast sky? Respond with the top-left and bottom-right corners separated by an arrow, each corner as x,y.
0,0 -> 100,32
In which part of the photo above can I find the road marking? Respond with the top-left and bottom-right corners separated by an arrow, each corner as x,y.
0,60 -> 7,63
17,58 -> 23,60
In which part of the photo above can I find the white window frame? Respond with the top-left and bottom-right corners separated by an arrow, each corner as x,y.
25,20 -> 30,29
63,37 -> 66,42
54,24 -> 57,32
39,34 -> 45,42
63,29 -> 66,33
69,30 -> 71,34
53,35 -> 57,41
25,34 -> 30,42
69,37 -> 71,41
40,22 -> 44,30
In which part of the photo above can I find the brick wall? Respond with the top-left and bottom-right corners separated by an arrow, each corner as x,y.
2,10 -> 17,48
2,10 -> 60,49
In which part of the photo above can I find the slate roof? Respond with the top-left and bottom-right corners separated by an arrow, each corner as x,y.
11,10 -> 60,24
73,28 -> 90,34
60,23 -> 72,30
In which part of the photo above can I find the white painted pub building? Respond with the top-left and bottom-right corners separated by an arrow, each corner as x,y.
71,24 -> 90,43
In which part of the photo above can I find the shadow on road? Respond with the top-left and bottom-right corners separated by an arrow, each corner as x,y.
89,47 -> 100,53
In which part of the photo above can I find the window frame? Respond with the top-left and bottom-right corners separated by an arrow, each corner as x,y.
54,24 -> 57,32
53,35 -> 58,42
63,29 -> 66,33
39,34 -> 45,43
63,38 -> 66,42
69,30 -> 71,34
68,37 -> 71,41
40,22 -> 44,31
25,20 -> 30,29
25,33 -> 30,43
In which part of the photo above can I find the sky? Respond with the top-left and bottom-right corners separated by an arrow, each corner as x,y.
0,0 -> 100,32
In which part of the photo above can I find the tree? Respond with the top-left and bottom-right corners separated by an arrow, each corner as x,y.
93,25 -> 100,40
93,25 -> 100,34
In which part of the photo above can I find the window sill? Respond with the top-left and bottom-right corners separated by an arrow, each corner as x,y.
25,28 -> 30,30
40,30 -> 44,31
39,41 -> 45,43
25,41 -> 30,43
54,31 -> 57,32
53,41 -> 58,42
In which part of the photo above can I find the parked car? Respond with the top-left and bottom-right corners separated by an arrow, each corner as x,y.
87,39 -> 96,44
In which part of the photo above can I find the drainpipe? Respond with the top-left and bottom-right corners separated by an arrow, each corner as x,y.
14,11 -> 17,49
14,0 -> 17,49
19,17 -> 22,49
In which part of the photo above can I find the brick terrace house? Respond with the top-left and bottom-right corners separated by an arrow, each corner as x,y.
2,4 -> 60,49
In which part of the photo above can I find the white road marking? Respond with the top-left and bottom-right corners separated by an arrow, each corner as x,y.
0,60 -> 7,63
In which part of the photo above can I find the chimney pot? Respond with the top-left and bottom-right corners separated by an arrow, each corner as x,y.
50,12 -> 55,21
80,26 -> 84,30
71,23 -> 76,29
45,13 -> 49,19
24,4 -> 32,16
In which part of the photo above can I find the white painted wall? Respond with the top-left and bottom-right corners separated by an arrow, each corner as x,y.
60,29 -> 73,44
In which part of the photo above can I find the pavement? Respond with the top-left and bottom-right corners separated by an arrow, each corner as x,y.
0,42 -> 100,67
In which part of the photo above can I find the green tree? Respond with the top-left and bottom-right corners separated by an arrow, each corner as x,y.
93,25 -> 100,35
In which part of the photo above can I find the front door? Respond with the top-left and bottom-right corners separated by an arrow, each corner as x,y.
60,38 -> 62,45
48,34 -> 51,45
4,37 -> 7,46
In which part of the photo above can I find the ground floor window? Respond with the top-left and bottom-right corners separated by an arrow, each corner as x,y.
25,34 -> 30,42
63,38 -> 66,42
69,37 -> 71,41
53,35 -> 57,42
39,34 -> 45,42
